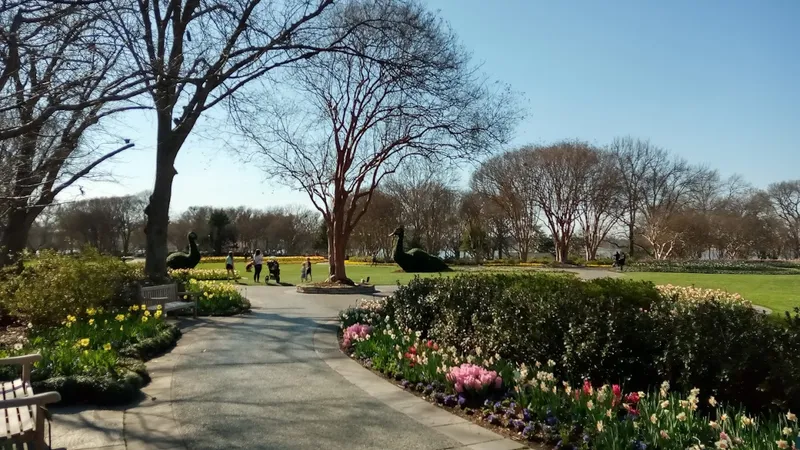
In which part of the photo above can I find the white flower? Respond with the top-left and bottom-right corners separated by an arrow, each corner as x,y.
660,400 -> 670,409
547,359 -> 556,367
535,361 -> 541,368
740,415 -> 753,427
364,334 -> 371,340
495,353 -> 501,361
415,330 -> 421,338
596,420 -> 603,432
676,412 -> 687,422
788,411 -> 797,422
708,396 -> 717,407
586,400 -> 594,410
649,414 -> 657,424
709,421 -> 719,429
475,347 -> 482,356
776,440 -> 789,449
782,427 -> 793,436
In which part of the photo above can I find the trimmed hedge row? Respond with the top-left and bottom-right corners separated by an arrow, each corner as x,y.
385,273 -> 800,413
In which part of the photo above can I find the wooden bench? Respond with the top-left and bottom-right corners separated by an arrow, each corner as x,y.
140,283 -> 198,318
0,354 -> 61,449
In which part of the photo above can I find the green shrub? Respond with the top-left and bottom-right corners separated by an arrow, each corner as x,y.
0,249 -> 143,326
386,273 -> 799,413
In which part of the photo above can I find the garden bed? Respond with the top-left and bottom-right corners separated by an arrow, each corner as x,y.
628,259 -> 800,274
297,282 -> 377,295
0,307 -> 182,406
337,276 -> 800,450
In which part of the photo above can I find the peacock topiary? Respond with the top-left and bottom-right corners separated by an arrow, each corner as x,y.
166,231 -> 201,270
389,226 -> 450,273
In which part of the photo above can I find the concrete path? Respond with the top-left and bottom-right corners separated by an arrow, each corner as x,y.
47,286 -> 526,450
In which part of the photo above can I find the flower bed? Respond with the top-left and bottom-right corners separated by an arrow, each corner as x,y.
169,268 -> 239,282
339,295 -> 800,450
184,279 -> 251,316
200,255 -> 327,264
628,259 -> 800,274
0,306 -> 180,405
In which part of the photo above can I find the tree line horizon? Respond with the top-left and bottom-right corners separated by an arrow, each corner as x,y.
22,136 -> 800,266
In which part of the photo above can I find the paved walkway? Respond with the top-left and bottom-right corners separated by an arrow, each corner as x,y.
50,285 -> 531,450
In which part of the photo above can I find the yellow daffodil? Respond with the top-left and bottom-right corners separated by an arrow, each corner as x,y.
131,305 -> 139,312
115,314 -> 125,322
103,343 -> 112,351
78,338 -> 90,347
86,308 -> 96,316
144,310 -> 151,317
89,319 -> 95,325
141,316 -> 148,322
154,310 -> 163,319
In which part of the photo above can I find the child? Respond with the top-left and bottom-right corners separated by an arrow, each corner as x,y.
300,261 -> 308,283
305,257 -> 313,282
225,251 -> 235,279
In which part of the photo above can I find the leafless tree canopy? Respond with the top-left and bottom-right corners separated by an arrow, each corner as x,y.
0,0 -> 144,267
233,0 -> 519,282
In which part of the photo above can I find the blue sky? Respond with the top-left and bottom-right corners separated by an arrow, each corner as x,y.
75,0 -> 800,215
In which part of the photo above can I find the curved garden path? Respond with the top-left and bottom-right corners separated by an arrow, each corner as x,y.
124,285 -> 498,450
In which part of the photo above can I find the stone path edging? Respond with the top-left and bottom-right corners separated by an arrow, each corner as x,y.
313,321 -> 536,450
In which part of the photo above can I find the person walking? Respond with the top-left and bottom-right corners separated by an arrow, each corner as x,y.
300,260 -> 308,283
305,257 -> 313,282
225,251 -> 236,279
253,249 -> 264,283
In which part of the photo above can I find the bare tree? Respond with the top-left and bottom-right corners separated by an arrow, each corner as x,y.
349,190 -> 398,259
0,2 -> 145,267
577,150 -> 620,260
609,136 -> 661,257
525,141 -> 598,263
234,0 -> 517,283
104,0 -> 369,279
768,180 -> 800,258
385,162 -> 460,256
636,152 -> 696,260
471,149 -> 540,261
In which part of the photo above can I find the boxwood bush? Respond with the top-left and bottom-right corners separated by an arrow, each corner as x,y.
385,273 -> 800,413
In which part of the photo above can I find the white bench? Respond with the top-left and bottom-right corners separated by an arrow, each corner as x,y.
0,354 -> 60,449
140,283 -> 198,318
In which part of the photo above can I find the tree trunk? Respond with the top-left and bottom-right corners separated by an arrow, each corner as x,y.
628,216 -> 636,257
555,236 -> 569,263
0,209 -> 35,268
144,144 -> 178,281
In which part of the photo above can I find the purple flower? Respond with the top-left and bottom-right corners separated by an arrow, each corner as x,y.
484,399 -> 493,408
423,384 -> 434,395
433,392 -> 445,404
522,408 -> 532,421
522,425 -> 534,438
509,402 -> 517,410
443,395 -> 458,407
400,380 -> 410,389
487,414 -> 501,425
457,395 -> 467,408
493,401 -> 503,413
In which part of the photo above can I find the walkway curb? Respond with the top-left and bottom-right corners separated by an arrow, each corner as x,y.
313,321 -> 533,450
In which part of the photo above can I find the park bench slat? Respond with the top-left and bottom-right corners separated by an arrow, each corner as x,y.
140,283 -> 198,318
2,380 -> 35,440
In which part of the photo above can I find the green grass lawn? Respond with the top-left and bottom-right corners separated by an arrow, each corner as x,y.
195,262 -> 458,286
624,272 -> 800,314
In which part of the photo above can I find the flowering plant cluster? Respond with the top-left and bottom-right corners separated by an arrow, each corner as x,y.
339,298 -> 387,328
447,364 -> 502,395
656,284 -> 752,308
342,324 -> 372,348
628,259 -> 800,275
184,279 -> 250,315
340,312 -> 800,450
170,268 -> 238,282
1,306 -> 169,380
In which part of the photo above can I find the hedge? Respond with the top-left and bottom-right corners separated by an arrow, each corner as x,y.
384,273 -> 800,413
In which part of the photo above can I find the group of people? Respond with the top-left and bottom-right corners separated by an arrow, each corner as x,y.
223,251 -> 313,284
